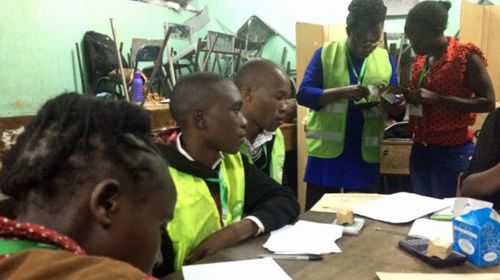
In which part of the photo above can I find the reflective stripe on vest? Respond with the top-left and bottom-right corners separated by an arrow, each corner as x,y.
240,128 -> 285,184
270,128 -> 285,184
305,40 -> 391,163
166,153 -> 245,270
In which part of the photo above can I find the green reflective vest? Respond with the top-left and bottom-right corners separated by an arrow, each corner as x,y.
166,153 -> 245,270
240,128 -> 285,184
305,40 -> 392,163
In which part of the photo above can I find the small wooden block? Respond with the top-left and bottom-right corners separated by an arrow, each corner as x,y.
426,238 -> 452,259
336,208 -> 354,225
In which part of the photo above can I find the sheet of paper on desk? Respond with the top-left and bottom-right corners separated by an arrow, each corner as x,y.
310,193 -> 385,213
430,198 -> 456,220
377,272 -> 500,280
408,218 -> 453,243
353,192 -> 453,223
182,258 -> 291,280
263,220 -> 343,254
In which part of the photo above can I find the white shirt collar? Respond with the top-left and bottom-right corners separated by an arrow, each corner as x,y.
176,132 -> 224,170
242,130 -> 275,153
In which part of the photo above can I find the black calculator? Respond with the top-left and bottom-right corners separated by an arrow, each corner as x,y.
398,238 -> 467,267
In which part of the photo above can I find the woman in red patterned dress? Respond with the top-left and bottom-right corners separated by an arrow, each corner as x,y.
404,1 -> 495,198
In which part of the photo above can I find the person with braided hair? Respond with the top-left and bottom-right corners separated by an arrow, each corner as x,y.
404,1 -> 495,198
297,0 -> 402,209
0,93 -> 176,279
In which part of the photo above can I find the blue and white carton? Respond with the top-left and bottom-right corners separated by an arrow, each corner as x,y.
452,199 -> 499,266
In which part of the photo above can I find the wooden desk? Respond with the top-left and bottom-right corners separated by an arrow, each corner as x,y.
380,140 -> 412,175
280,123 -> 297,152
145,103 -> 298,151
162,212 -> 499,280
144,103 -> 175,132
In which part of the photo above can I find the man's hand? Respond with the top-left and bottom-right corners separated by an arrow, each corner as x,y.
184,219 -> 259,264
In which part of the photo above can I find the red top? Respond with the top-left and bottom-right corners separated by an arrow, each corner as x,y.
0,216 -> 85,258
409,37 -> 486,146
0,216 -> 156,280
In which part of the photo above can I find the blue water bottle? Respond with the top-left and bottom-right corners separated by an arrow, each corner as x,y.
131,71 -> 144,104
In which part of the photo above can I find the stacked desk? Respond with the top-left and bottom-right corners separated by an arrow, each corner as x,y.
163,211 -> 499,280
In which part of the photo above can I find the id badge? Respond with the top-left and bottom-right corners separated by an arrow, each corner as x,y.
408,104 -> 423,117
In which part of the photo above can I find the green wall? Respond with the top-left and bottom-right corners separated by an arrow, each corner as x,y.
0,0 -> 191,117
0,0 -> 488,117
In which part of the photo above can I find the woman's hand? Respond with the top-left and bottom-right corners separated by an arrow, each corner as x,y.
341,85 -> 370,102
404,88 -> 440,105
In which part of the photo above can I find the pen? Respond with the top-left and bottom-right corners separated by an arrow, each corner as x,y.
374,227 -> 407,237
258,254 -> 323,261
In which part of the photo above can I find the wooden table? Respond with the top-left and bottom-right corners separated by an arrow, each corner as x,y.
145,103 -> 298,151
162,212 -> 499,280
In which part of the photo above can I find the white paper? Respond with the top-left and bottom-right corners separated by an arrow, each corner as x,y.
310,193 -> 384,213
182,258 -> 291,280
263,220 -> 343,254
432,198 -> 456,216
353,192 -> 453,223
453,197 -> 494,216
408,218 -> 453,243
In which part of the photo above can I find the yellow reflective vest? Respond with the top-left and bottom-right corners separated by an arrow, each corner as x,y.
305,40 -> 392,163
240,128 -> 285,184
166,153 -> 245,270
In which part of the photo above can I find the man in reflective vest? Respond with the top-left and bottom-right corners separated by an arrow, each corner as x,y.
235,59 -> 290,184
153,73 -> 299,276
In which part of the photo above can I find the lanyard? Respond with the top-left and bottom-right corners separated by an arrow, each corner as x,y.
205,169 -> 229,226
0,239 -> 59,255
417,55 -> 432,87
257,144 -> 268,171
346,43 -> 367,85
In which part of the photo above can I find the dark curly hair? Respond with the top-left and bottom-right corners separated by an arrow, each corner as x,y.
346,0 -> 387,31
406,1 -> 451,35
0,93 -> 160,206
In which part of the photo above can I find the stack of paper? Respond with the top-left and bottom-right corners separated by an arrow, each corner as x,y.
182,258 -> 291,280
335,217 -> 365,236
263,220 -> 343,254
408,218 -> 453,243
430,198 -> 456,220
353,192 -> 454,223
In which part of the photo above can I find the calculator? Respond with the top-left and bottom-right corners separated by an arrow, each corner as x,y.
398,238 -> 467,267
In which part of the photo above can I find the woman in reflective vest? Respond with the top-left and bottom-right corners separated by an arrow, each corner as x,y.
297,0 -> 402,210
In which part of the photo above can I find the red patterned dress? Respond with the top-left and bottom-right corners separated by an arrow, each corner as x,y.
408,36 -> 485,198
0,216 -> 156,280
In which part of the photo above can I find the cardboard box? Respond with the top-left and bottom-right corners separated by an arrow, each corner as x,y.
452,207 -> 499,266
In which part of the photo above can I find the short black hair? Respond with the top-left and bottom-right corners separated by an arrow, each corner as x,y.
346,0 -> 387,31
406,1 -> 451,35
234,59 -> 286,90
170,72 -> 232,128
0,93 -> 160,205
